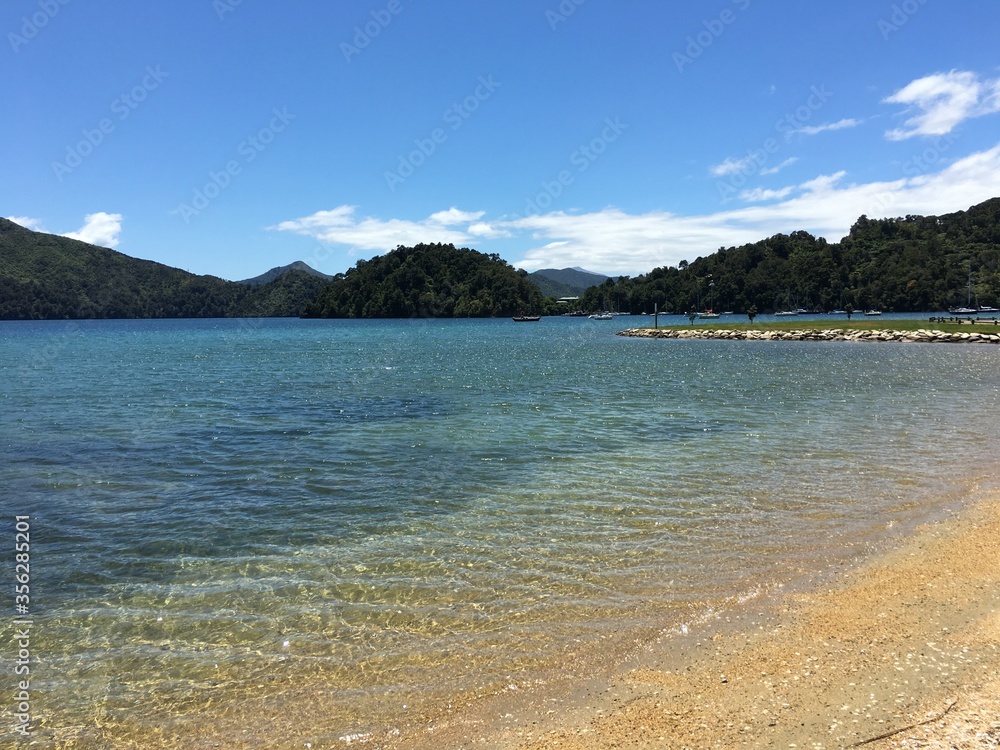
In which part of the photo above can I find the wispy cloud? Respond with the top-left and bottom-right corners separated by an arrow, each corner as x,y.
468,221 -> 511,239
509,145 -> 1000,274
270,206 -> 484,250
739,186 -> 794,202
760,157 -> 798,176
792,118 -> 863,136
271,143 -> 1000,277
426,208 -> 484,225
61,212 -> 123,248
710,155 -> 758,177
8,216 -> 47,231
741,171 -> 847,203
712,151 -> 806,179
884,70 -> 1000,140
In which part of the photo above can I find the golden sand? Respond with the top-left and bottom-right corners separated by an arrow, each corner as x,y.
393,495 -> 1000,749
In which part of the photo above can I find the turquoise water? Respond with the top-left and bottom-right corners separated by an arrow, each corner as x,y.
3,317 -> 1000,747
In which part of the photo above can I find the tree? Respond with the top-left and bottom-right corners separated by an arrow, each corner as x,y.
302,243 -> 545,318
747,304 -> 758,323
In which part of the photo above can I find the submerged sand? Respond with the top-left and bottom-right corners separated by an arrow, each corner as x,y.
50,492 -> 999,748
393,493 -> 1000,750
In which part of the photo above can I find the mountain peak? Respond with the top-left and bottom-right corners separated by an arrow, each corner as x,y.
237,261 -> 332,285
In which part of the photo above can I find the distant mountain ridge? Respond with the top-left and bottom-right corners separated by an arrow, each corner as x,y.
528,267 -> 609,298
238,261 -> 332,285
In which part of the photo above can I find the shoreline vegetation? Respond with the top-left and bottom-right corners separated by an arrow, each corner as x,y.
618,319 -> 1000,344
391,492 -> 1000,750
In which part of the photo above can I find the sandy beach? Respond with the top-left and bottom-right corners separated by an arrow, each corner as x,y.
392,491 -> 1000,750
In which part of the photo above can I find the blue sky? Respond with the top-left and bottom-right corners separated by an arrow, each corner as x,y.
4,0 -> 1000,280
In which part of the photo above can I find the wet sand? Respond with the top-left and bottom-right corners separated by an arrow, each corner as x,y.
392,492 -> 1000,750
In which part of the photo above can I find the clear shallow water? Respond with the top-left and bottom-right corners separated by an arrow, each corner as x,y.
3,317 -> 1000,747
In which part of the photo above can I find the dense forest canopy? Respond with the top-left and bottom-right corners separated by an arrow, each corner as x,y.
0,218 -> 328,319
302,242 -> 545,318
579,198 -> 1000,314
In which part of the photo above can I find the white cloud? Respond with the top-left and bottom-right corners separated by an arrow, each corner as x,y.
508,144 -> 1000,274
740,171 -> 845,204
799,171 -> 847,193
8,216 -> 46,231
61,212 -> 123,248
759,157 -> 798,176
792,118 -> 863,136
739,186 -> 794,202
710,155 -> 756,177
884,70 -> 1000,140
272,143 -> 1000,277
270,206 -> 482,250
468,221 -> 511,239
427,208 -> 484,225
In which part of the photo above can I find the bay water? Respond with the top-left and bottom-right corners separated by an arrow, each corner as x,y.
3,316 -> 1000,747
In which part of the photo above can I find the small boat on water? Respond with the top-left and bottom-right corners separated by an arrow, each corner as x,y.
589,312 -> 614,320
774,310 -> 798,316
864,310 -> 883,316
696,310 -> 720,319
512,316 -> 541,322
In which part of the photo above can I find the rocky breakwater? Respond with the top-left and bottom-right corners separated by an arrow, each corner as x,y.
617,328 -> 1000,344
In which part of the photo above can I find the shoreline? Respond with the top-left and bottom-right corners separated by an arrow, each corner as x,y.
617,327 -> 1000,344
390,488 -> 1000,750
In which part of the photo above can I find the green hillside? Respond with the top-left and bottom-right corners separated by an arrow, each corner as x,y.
5,198 -> 1000,320
528,267 -> 608,299
579,198 -> 1000,314
237,261 -> 332,286
0,218 -> 324,319
303,243 -> 545,318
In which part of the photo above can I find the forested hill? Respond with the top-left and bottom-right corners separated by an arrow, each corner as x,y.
0,218 -> 327,319
237,261 -> 332,286
528,267 -> 608,298
302,243 -> 545,318
6,198 -> 999,319
580,198 -> 1000,314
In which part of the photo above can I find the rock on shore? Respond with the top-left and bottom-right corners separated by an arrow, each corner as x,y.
617,327 -> 1000,344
